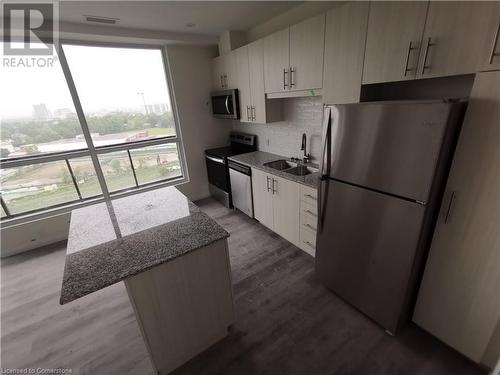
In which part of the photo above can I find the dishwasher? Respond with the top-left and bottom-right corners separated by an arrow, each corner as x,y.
228,160 -> 254,218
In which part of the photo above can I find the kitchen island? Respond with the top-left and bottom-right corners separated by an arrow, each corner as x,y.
60,187 -> 234,375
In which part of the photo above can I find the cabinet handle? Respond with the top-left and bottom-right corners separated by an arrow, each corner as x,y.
303,240 -> 315,249
224,74 -> 228,88
272,178 -> 277,194
304,193 -> 317,201
251,106 -> 256,121
303,223 -> 317,231
283,68 -> 289,90
403,41 -> 417,76
290,66 -> 295,88
220,75 -> 224,88
266,176 -> 271,192
246,106 -> 251,121
304,209 -> 317,217
421,37 -> 435,75
489,21 -> 500,64
444,191 -> 456,224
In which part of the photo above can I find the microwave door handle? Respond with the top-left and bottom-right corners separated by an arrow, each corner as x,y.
225,96 -> 230,114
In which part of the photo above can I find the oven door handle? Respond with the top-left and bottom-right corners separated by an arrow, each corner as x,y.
205,155 -> 225,164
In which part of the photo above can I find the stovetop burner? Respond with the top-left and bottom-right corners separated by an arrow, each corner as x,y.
205,132 -> 257,159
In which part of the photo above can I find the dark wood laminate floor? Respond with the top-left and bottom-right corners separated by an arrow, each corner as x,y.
1,198 -> 485,375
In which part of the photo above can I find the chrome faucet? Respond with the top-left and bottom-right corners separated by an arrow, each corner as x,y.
301,133 -> 311,163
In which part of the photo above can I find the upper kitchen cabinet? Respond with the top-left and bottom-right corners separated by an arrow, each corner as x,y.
263,14 -> 325,95
416,2 -> 495,79
235,45 -> 252,121
235,39 -> 283,123
479,2 -> 500,72
247,39 -> 282,123
212,52 -> 236,90
289,13 -> 325,91
323,1 -> 369,104
263,28 -> 290,93
363,1 -> 428,84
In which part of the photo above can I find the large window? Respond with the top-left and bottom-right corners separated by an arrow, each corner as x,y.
0,43 -> 186,222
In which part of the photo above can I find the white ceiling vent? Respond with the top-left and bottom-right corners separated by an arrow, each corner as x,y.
84,15 -> 119,25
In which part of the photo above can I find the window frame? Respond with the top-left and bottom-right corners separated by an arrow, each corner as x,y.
0,40 -> 189,226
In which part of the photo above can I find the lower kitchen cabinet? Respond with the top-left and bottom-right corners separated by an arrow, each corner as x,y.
252,168 -> 274,229
251,168 -> 300,247
272,175 -> 300,246
413,71 -> 500,369
298,185 -> 318,256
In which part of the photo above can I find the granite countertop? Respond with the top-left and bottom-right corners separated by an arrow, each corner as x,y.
228,151 -> 320,188
60,187 -> 229,305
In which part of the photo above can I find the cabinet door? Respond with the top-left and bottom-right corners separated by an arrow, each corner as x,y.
248,39 -> 266,124
235,46 -> 252,122
413,71 -> 500,367
251,168 -> 274,229
363,1 -> 428,84
417,2 -> 494,79
289,13 -> 325,91
212,56 -> 224,89
272,175 -> 300,246
222,52 -> 236,89
263,28 -> 290,94
480,3 -> 500,71
323,2 -> 369,104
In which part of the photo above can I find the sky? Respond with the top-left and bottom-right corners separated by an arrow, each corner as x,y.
0,43 -> 172,120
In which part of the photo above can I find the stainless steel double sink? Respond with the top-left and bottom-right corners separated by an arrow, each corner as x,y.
263,159 -> 318,176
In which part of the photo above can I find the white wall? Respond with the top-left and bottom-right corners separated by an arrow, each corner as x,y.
0,213 -> 71,258
167,45 -> 232,200
232,97 -> 324,162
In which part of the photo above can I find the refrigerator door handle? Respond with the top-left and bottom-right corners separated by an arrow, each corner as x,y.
444,190 -> 457,224
319,107 -> 332,177
318,107 -> 332,233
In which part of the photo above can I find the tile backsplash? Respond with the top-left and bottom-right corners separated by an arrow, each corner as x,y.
232,97 -> 324,162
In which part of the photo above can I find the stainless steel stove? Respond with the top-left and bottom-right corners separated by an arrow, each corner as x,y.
205,132 -> 256,208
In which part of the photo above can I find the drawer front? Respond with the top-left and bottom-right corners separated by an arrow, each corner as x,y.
300,205 -> 318,232
301,200 -> 318,217
299,226 -> 317,257
300,185 -> 318,204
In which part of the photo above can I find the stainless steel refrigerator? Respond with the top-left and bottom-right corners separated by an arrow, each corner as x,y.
315,100 -> 466,335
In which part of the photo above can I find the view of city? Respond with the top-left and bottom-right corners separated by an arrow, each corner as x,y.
1,44 -> 182,217
0,106 -> 181,216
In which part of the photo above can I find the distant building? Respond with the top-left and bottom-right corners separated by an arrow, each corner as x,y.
146,103 -> 170,115
32,104 -> 51,120
54,108 -> 76,119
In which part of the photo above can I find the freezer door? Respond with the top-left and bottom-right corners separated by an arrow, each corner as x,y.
328,101 -> 456,202
315,179 -> 425,333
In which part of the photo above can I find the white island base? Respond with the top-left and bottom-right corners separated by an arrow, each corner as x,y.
124,239 -> 234,375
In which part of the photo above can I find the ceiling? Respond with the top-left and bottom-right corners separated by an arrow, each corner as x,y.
59,1 -> 302,36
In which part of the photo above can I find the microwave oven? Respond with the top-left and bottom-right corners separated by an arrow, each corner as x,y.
211,89 -> 239,119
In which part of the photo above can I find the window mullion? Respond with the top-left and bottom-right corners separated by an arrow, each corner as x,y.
0,195 -> 12,218
65,159 -> 83,200
57,43 -> 110,201
127,150 -> 139,187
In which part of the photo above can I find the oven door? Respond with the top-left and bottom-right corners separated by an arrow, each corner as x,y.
205,154 -> 229,192
211,90 -> 239,119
